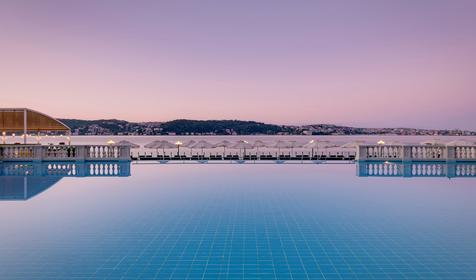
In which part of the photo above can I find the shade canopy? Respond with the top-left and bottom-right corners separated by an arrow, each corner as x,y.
288,140 -> 303,148
181,140 -> 196,147
272,140 -> 293,149
232,140 -> 254,149
253,140 -> 268,148
114,140 -> 140,148
340,141 -> 365,148
304,140 -> 330,149
213,140 -> 233,148
145,140 -> 175,149
191,140 -> 215,149
0,108 -> 70,132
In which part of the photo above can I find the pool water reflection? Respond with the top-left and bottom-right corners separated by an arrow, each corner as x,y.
0,161 -> 130,200
0,163 -> 475,279
357,161 -> 476,178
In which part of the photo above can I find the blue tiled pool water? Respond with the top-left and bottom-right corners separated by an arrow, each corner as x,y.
1,163 -> 475,279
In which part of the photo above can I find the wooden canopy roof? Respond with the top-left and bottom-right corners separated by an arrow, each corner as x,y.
0,108 -> 70,132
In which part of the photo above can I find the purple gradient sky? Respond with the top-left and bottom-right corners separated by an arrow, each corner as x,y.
1,0 -> 475,129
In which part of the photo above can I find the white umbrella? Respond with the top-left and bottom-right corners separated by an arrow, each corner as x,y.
144,140 -> 159,149
113,140 -> 140,148
273,140 -> 293,155
304,140 -> 331,157
253,140 -> 268,154
420,139 -> 445,146
288,140 -> 303,155
181,140 -> 196,155
340,140 -> 365,149
145,140 -> 175,155
191,140 -> 215,155
232,140 -> 254,156
182,140 -> 196,147
214,140 -> 233,155
145,140 -> 172,149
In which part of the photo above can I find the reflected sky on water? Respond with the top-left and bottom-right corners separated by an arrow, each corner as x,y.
0,162 -> 475,279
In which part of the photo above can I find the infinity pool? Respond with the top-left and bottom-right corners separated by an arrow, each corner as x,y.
1,163 -> 475,279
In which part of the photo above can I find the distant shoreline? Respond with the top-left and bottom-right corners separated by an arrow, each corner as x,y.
70,134 -> 476,137
59,119 -> 476,137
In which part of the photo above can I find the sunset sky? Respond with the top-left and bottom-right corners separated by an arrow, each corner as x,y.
1,0 -> 475,129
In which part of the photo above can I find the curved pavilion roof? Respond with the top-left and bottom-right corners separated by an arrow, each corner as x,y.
0,108 -> 70,132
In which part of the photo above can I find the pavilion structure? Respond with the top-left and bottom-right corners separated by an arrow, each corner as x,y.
0,108 -> 70,144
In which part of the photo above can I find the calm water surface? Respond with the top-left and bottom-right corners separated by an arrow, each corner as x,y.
1,163 -> 475,279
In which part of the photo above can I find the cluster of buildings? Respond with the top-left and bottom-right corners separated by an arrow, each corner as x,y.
300,124 -> 476,136
61,119 -> 476,137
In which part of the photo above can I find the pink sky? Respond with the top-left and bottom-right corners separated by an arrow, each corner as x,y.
1,1 -> 475,129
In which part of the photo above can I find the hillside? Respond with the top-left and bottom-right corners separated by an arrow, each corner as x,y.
58,119 -> 476,136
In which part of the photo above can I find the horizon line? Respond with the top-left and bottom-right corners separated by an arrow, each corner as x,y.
57,117 -> 476,132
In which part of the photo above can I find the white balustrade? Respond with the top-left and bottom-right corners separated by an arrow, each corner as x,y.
0,146 -> 36,159
88,162 -> 121,176
0,161 -> 130,177
361,145 -> 403,160
365,162 -> 402,176
0,145 -> 130,162
455,146 -> 476,160
86,145 -> 124,160
412,163 -> 445,176
357,144 -> 476,162
358,162 -> 475,178
456,164 -> 476,176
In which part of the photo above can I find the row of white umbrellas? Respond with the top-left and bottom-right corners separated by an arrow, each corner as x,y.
111,139 -> 476,152
119,139 -> 343,156
142,139 -> 339,149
